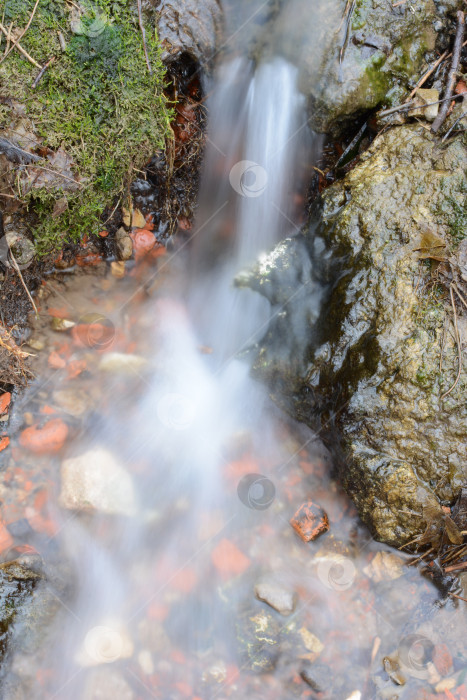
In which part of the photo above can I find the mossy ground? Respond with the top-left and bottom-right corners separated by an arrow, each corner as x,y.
0,0 -> 172,254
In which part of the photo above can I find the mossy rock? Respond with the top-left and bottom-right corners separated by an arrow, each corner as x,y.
297,0 -> 438,135
246,125 -> 467,546
0,0 -> 171,254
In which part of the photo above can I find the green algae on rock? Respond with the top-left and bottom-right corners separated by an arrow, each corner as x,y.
247,124 -> 467,546
0,0 -> 171,254
299,0 -> 437,135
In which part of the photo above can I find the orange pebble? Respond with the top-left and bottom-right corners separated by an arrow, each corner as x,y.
48,351 -> 66,369
72,323 -> 115,350
40,405 -> 56,415
0,436 -> 10,453
130,229 -> 155,260
178,217 -> 191,231
211,538 -> 250,577
19,419 -> 68,455
171,567 -> 198,593
147,603 -> 169,622
0,521 -> 14,554
174,682 -> 192,698
432,643 -> 453,676
0,392 -> 11,414
67,359 -> 87,379
47,306 -> 71,319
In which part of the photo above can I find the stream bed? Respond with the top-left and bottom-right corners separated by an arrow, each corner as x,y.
0,0 -> 466,698
0,221 -> 466,700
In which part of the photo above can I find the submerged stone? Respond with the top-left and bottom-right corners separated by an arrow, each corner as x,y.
290,501 -> 330,542
59,448 -> 137,516
254,581 -> 297,616
236,608 -> 281,672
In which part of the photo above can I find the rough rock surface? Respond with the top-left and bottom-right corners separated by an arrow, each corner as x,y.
254,581 -> 297,616
153,0 -> 222,69
249,125 -> 467,546
283,0 -> 439,135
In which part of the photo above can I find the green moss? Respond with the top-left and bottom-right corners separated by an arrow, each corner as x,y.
444,196 -> 467,243
435,179 -> 467,246
416,362 -> 434,388
0,0 -> 172,254
351,0 -> 369,31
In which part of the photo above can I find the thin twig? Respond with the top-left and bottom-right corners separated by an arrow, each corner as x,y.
440,285 -> 462,400
0,0 -> 40,63
453,283 -> 467,311
408,50 -> 449,100
103,196 -> 122,225
379,91 -> 465,117
442,544 -> 467,565
432,11 -> 465,133
8,249 -> 39,318
337,0 -> 352,32
32,55 -> 55,88
0,21 -> 41,68
408,547 -> 435,566
24,163 -> 81,186
338,0 -> 356,81
439,317 -> 447,372
0,331 -> 32,359
137,0 -> 152,74
448,592 -> 467,602
442,110 -> 467,141
445,561 -> 467,574
1,22 -> 13,59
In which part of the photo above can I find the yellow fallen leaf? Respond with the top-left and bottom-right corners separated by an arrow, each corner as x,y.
414,229 -> 446,250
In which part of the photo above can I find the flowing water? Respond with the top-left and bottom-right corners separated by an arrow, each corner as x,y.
1,1 -> 467,699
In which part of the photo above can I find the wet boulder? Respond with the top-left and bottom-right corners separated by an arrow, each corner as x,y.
249,124 -> 467,546
153,0 -> 222,71
293,0 -> 438,135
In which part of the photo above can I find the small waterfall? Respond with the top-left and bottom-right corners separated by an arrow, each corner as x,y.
190,56 -> 315,359
42,49 -> 317,698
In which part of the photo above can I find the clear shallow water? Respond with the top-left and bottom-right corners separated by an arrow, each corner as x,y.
3,262 -> 467,700
1,1 -> 467,698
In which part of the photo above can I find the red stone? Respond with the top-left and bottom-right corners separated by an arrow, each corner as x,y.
19,419 -> 68,455
290,500 -> 330,542
432,642 -> 453,676
130,228 -> 155,261
0,392 -> 11,414
211,538 -> 250,577
0,521 -> 13,554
